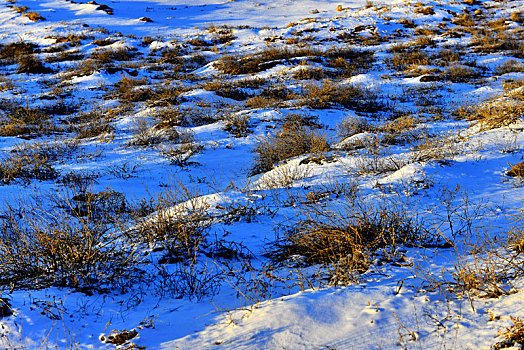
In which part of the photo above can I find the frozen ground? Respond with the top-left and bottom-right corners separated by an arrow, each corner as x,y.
0,0 -> 524,349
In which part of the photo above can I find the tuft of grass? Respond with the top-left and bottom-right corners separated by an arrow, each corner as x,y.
215,46 -> 374,76
456,100 -> 524,130
0,141 -> 77,185
252,122 -> 330,174
300,80 -> 382,112
0,195 -> 142,292
493,316 -> 524,349
91,47 -> 136,63
272,192 -> 436,285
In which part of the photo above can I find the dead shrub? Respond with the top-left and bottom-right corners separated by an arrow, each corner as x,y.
385,49 -> 430,71
337,114 -> 375,139
496,60 -> 524,75
69,105 -> 123,139
128,117 -> 180,147
300,80 -> 382,112
471,29 -> 522,55
0,141 -> 77,185
292,66 -> 327,80
457,100 -> 524,129
132,182 -> 213,260
160,130 -> 204,166
154,107 -> 190,128
0,198 -> 142,291
493,316 -> 524,349
273,194 -> 435,285
91,47 -> 135,63
0,101 -> 57,136
44,50 -> 85,63
114,76 -> 152,103
252,123 -> 330,174
223,113 -> 252,137
16,54 -> 53,74
444,64 -> 481,83
0,41 -> 38,65
23,10 -> 45,21
203,79 -> 255,101
215,46 -> 373,75
510,11 -> 524,23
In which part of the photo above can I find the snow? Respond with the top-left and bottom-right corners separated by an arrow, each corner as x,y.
0,0 -> 524,348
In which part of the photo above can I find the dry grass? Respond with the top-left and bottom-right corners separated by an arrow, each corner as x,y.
215,46 -> 374,76
91,47 -> 136,63
160,130 -> 204,166
493,316 -> 524,349
0,101 -> 59,136
128,117 -> 180,147
300,80 -> 382,112
252,123 -> 330,174
223,113 -> 252,138
0,141 -> 78,185
272,192 -> 435,285
456,99 -> 524,130
0,195 -> 142,291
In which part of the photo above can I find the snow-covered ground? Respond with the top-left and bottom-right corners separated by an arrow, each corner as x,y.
0,0 -> 524,348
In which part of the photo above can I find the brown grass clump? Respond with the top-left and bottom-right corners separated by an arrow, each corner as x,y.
114,76 -> 152,103
493,316 -> 524,349
160,130 -> 204,166
23,10 -> 45,22
0,141 -> 77,184
16,54 -> 52,74
496,60 -> 524,75
215,46 -> 374,76
0,41 -> 37,64
128,117 -> 180,147
443,64 -> 481,83
203,79 -> 255,101
0,195 -> 142,291
91,47 -> 136,63
456,100 -> 524,129
252,123 -> 329,174
510,11 -> 524,23
506,162 -> 524,177
223,113 -> 252,138
44,49 -> 85,63
385,49 -> 430,71
471,28 -> 522,55
272,193 -> 434,285
414,6 -> 435,15
0,101 -> 57,136
300,80 -> 382,112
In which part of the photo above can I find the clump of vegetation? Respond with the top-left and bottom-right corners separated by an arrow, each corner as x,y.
128,117 -> 180,147
300,80 -> 382,112
91,47 -> 136,63
493,316 -> 524,349
252,122 -> 329,174
0,141 -> 77,185
215,46 -> 374,76
223,113 -> 252,138
272,193 -> 436,285
0,41 -> 51,73
114,76 -> 152,103
0,196 -> 142,292
160,129 -> 204,166
0,100 -> 60,136
455,99 -> 524,130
